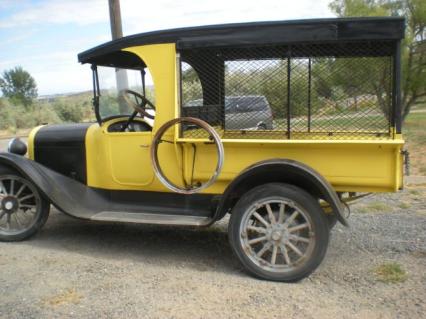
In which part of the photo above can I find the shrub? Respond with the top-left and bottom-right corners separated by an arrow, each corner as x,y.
14,107 -> 37,129
31,103 -> 61,126
0,100 -> 60,130
0,98 -> 16,130
52,100 -> 84,123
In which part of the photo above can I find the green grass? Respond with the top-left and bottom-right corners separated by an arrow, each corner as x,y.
312,115 -> 386,131
404,113 -> 426,146
411,102 -> 426,111
403,109 -> 426,175
277,114 -> 388,132
409,189 -> 421,196
365,201 -> 392,212
355,201 -> 393,214
374,262 -> 408,283
398,202 -> 411,209
356,205 -> 370,214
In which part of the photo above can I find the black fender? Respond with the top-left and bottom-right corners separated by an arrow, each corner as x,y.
0,152 -> 108,219
214,159 -> 348,226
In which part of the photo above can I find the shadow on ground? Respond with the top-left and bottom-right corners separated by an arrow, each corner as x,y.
22,210 -> 241,275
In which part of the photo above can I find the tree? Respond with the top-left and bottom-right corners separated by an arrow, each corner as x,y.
329,0 -> 426,120
0,66 -> 38,107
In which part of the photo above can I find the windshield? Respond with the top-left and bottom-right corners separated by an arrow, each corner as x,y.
94,66 -> 155,120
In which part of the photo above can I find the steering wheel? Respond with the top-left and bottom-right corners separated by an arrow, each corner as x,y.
119,89 -> 155,132
121,89 -> 156,119
151,117 -> 224,194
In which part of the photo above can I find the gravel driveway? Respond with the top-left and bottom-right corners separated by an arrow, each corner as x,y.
0,186 -> 425,319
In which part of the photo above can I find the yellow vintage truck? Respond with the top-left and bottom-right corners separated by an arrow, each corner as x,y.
0,17 -> 405,281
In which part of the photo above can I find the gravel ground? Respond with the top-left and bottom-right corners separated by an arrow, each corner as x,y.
0,187 -> 425,319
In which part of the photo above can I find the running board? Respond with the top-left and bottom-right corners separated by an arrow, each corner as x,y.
91,211 -> 212,226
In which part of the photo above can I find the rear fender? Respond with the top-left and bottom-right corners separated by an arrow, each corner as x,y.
215,159 -> 348,226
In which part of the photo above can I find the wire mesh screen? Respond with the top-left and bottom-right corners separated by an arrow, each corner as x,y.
180,41 -> 394,140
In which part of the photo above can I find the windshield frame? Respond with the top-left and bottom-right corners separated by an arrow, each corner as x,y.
91,64 -> 147,124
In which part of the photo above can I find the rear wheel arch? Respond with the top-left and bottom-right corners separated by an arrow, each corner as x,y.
215,159 -> 347,226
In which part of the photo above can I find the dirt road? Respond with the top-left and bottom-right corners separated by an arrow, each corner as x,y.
0,187 -> 425,319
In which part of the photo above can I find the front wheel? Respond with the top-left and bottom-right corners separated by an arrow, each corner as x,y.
228,183 -> 329,282
0,174 -> 50,242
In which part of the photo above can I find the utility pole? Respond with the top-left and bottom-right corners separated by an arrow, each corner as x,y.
109,0 -> 123,39
108,0 -> 129,113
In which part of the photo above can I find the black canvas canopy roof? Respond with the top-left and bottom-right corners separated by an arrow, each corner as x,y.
78,17 -> 405,64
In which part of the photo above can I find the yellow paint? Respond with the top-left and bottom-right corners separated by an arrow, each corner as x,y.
81,43 -> 404,194
27,125 -> 44,160
86,118 -> 185,191
86,119 -> 155,187
86,43 -> 185,191
123,44 -> 178,131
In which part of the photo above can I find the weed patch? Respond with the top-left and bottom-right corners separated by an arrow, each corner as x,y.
374,262 -> 407,283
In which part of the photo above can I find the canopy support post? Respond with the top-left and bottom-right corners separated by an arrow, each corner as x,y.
308,58 -> 312,133
393,40 -> 402,134
286,50 -> 291,139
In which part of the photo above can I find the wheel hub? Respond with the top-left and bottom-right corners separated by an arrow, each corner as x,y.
1,196 -> 18,213
268,224 -> 290,244
271,230 -> 281,241
267,225 -> 290,245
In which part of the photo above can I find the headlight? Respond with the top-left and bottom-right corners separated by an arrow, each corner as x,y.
8,138 -> 27,156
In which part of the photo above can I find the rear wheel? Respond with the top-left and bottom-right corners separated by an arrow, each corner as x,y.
0,174 -> 50,242
228,183 -> 329,282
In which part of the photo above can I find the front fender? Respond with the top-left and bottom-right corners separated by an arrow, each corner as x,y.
215,159 -> 348,226
0,152 -> 107,219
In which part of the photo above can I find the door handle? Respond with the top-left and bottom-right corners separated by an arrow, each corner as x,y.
140,144 -> 150,148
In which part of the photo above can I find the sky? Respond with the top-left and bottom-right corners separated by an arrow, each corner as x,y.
0,0 -> 334,95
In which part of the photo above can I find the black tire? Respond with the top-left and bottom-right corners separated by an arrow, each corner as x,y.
0,169 -> 50,242
228,183 -> 329,282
